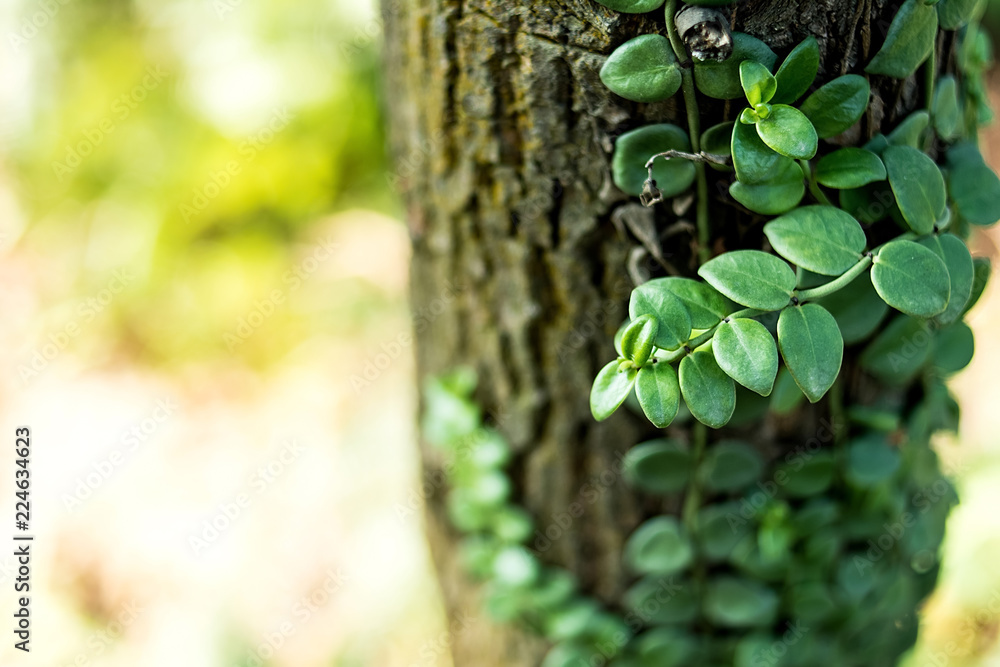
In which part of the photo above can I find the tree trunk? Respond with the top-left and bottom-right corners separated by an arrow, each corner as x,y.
383,1 -> 940,664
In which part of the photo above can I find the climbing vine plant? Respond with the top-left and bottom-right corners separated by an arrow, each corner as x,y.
423,0 -> 1000,665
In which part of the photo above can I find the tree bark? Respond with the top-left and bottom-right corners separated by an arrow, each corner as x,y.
382,1 -> 938,664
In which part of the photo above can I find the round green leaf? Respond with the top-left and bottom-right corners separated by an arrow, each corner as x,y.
730,169 -> 805,215
612,124 -> 695,198
703,577 -> 779,628
887,110 -> 930,148
740,60 -> 777,106
713,318 -> 779,396
755,104 -> 818,159
966,257 -> 991,315
701,121 -> 735,160
815,148 -> 887,189
919,233 -> 974,325
732,120 -> 794,185
600,35 -> 682,103
620,314 -> 660,366
799,75 -> 870,138
763,205 -> 867,276
938,0 -> 978,30
699,440 -> 765,492
592,0 -> 666,12
846,434 -> 901,487
933,75 -> 961,140
865,0 -> 938,78
622,439 -> 692,494
883,145 -> 947,234
636,362 -> 681,428
590,360 -> 637,421
777,304 -> 843,403
815,270 -> 889,344
624,517 -> 694,575
871,240 -> 950,317
947,142 -> 1000,226
694,33 -> 777,100
679,347 -> 736,428
933,321 -> 975,374
772,36 -> 820,105
698,250 -> 796,310
697,501 -> 754,561
634,629 -> 696,667
776,450 -> 835,497
630,281 -> 693,350
860,315 -> 935,384
646,277 -> 732,329
624,576 -> 698,624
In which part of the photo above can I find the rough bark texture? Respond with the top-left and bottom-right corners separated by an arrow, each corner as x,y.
382,1 -> 940,664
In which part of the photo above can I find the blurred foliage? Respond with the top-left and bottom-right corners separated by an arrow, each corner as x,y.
5,0 -> 391,368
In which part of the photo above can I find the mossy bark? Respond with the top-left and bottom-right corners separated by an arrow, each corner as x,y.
382,1 -> 946,664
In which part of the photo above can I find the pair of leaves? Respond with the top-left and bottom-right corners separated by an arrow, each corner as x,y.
591,359 -> 682,429
612,124 -> 696,198
601,35 -> 682,103
739,61 -> 818,160
866,0 -> 938,79
763,205 -> 867,276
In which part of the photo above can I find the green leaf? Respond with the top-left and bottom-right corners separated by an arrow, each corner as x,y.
947,142 -> 1000,226
679,347 -> 736,428
839,182 -> 897,224
772,36 -> 820,104
846,435 -> 901,487
965,257 -> 991,315
620,314 -> 660,366
755,104 -> 818,159
694,33 -> 777,100
701,121 -> 735,161
933,75 -> 961,140
816,148 -> 887,189
799,75 -> 870,138
590,360 -> 637,421
612,124 -> 695,198
933,322 -> 975,374
729,165 -> 805,215
740,60 -> 777,106
777,304 -> 843,403
776,451 -> 835,496
713,318 -> 779,395
866,0 -> 938,78
871,240 -> 951,317
697,501 -> 754,561
699,250 -> 796,310
600,35 -> 682,103
815,270 -> 889,344
938,0 -> 979,30
763,205 -> 867,276
622,439 -> 692,493
699,440 -> 765,491
624,576 -> 698,624
630,280 -> 693,350
624,517 -> 693,575
592,0 -> 666,12
703,577 -> 779,628
646,277 -> 732,329
860,315 -> 935,384
887,110 -> 930,148
770,366 -> 805,414
732,121 -> 794,185
636,362 -> 681,428
883,145 -> 947,234
634,629 -> 696,667
918,233 -> 974,325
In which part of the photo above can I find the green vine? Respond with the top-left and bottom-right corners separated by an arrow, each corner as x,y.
423,0 -> 1000,665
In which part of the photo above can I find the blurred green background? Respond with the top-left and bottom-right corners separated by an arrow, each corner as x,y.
0,0 -> 999,665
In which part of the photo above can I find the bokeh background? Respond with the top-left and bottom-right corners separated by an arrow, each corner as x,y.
0,0 -> 998,665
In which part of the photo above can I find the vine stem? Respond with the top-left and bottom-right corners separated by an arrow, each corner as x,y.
800,159 -> 833,207
795,254 -> 873,301
665,0 -> 711,264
